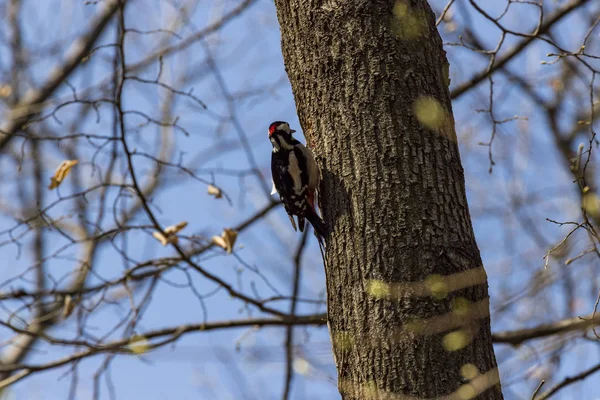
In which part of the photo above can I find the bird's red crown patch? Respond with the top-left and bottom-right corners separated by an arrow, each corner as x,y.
268,123 -> 278,136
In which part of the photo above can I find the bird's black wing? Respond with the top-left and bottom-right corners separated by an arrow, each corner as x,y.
272,151 -> 302,231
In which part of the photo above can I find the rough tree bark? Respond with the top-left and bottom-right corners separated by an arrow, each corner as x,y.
273,0 -> 503,399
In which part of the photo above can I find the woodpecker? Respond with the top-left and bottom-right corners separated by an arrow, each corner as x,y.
269,121 -> 328,238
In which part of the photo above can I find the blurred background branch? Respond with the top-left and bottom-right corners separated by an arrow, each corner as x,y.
0,0 -> 598,398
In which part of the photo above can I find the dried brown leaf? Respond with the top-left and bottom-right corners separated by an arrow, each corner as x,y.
62,295 -> 75,319
211,236 -> 227,250
152,232 -> 169,246
207,184 -> 223,199
152,221 -> 187,246
164,221 -> 188,235
212,228 -> 238,254
48,160 -> 78,190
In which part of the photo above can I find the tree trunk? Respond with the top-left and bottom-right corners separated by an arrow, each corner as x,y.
273,1 -> 503,399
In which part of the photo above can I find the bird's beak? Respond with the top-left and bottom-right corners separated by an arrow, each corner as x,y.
290,129 -> 296,134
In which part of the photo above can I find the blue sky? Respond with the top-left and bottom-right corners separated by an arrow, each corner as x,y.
1,0 -> 600,399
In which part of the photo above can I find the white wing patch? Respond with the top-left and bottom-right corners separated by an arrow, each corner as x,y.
288,151 -> 303,193
296,143 -> 320,190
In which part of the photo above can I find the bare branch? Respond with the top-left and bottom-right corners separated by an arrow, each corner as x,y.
492,314 -> 600,345
537,362 -> 600,400
0,0 -> 121,150
450,0 -> 591,100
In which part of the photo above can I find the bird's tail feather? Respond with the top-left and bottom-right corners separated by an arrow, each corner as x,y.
298,216 -> 305,233
306,209 -> 328,238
